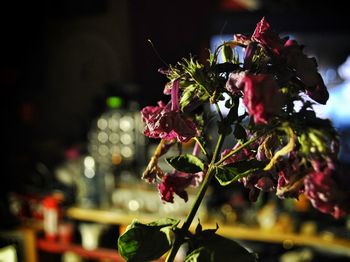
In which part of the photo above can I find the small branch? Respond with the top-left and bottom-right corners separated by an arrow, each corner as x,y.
194,137 -> 210,161
216,124 -> 279,166
214,102 -> 224,121
215,135 -> 260,166
165,133 -> 226,262
142,139 -> 165,180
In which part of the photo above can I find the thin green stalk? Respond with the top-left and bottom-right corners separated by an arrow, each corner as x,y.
194,137 -> 210,161
214,102 -> 224,121
183,134 -> 224,230
142,139 -> 165,180
165,134 -> 225,262
215,135 -> 260,166
216,124 -> 279,166
165,166 -> 216,262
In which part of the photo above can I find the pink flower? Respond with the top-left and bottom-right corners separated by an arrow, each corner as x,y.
141,80 -> 197,142
243,42 -> 258,69
158,171 -> 204,203
220,141 -> 255,165
241,73 -> 283,124
251,17 -> 285,54
141,100 -> 166,123
233,17 -> 285,55
225,71 -> 246,95
238,172 -> 275,202
274,150 -> 302,196
255,176 -> 275,192
233,34 -> 251,46
304,169 -> 349,219
233,18 -> 329,105
276,168 -> 303,199
141,103 -> 196,142
283,39 -> 329,104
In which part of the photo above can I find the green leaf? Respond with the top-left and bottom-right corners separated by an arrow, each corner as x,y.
222,44 -> 233,62
145,218 -> 180,227
215,159 -> 265,186
185,230 -> 257,262
179,84 -> 210,111
186,247 -> 213,262
166,154 -> 205,173
180,84 -> 197,111
117,218 -> 179,262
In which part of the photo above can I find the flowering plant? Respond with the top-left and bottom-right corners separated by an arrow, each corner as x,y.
118,17 -> 349,262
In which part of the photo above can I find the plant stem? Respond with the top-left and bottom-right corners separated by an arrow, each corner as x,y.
193,137 -> 210,161
215,103 -> 224,121
165,134 -> 225,262
142,139 -> 165,180
216,124 -> 279,166
215,135 -> 260,166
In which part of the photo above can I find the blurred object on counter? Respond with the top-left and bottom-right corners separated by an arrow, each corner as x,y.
111,184 -> 203,219
8,193 -> 43,221
280,248 -> 313,262
42,196 -> 59,241
79,223 -> 107,250
54,146 -> 82,206
58,221 -> 74,245
293,194 -> 311,213
62,251 -> 82,262
300,221 -> 317,236
257,202 -> 278,231
76,155 -> 101,208
274,213 -> 295,234
0,245 -> 17,262
88,95 -> 146,175
85,95 -> 146,208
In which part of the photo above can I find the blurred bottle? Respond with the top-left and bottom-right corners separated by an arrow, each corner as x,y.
42,196 -> 59,241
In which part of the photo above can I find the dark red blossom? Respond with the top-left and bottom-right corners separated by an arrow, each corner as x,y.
241,73 -> 283,124
234,17 -> 329,105
158,171 -> 204,203
141,80 -> 197,142
226,72 -> 283,124
251,17 -> 285,54
243,42 -> 258,69
225,71 -> 245,95
304,168 -> 349,219
283,39 -> 329,104
255,176 -> 275,192
220,141 -> 255,165
233,34 -> 251,46
239,171 -> 276,202
233,17 -> 286,55
141,102 -> 196,142
276,154 -> 304,199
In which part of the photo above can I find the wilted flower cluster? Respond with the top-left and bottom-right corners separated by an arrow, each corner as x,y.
139,17 -> 349,219
119,17 -> 349,262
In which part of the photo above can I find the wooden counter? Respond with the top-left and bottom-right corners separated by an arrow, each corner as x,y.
66,206 -> 350,257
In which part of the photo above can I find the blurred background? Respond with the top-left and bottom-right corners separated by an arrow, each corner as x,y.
1,0 -> 350,261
